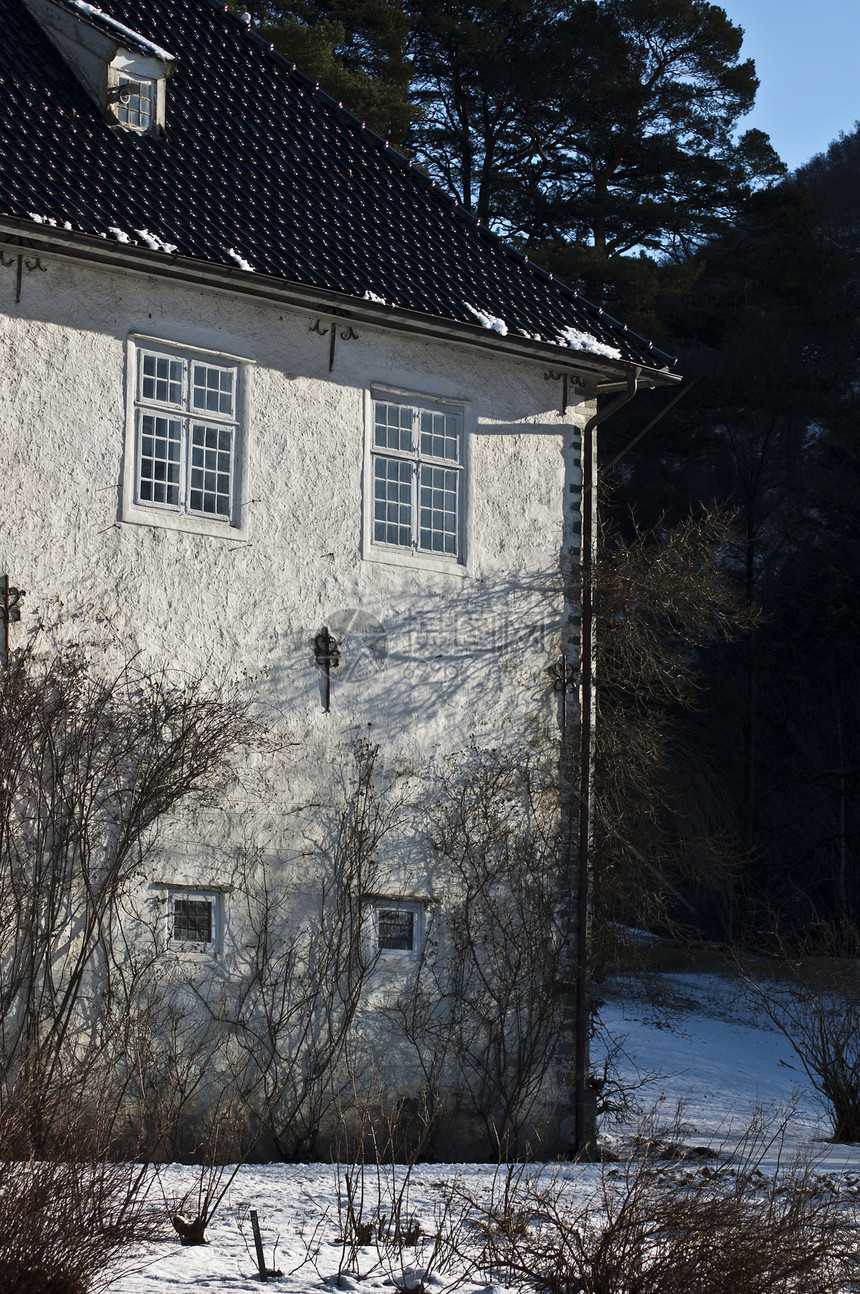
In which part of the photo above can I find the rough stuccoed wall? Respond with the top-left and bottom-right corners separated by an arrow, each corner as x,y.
2,251 -> 584,763
3,253 -> 590,885
2,252 -> 590,1154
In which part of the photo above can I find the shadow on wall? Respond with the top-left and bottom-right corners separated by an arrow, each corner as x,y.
261,566 -> 572,740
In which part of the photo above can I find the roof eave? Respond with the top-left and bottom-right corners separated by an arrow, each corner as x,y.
0,218 -> 682,391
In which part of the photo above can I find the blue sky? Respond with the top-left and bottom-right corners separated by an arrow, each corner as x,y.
720,0 -> 860,172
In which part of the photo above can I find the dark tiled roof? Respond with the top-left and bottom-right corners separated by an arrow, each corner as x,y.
0,0 -> 678,374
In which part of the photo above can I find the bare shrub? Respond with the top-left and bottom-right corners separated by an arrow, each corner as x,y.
392,749 -> 570,1158
223,742 -> 407,1160
164,1081 -> 256,1246
323,1093 -> 470,1293
0,643 -> 268,1282
0,1080 -> 165,1294
741,923 -> 860,1142
0,644 -> 260,1145
462,1109 -> 859,1294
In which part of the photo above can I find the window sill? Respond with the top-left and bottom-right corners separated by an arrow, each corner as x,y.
121,503 -> 248,541
363,546 -> 469,578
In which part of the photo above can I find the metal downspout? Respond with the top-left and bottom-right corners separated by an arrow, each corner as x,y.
572,366 -> 641,1156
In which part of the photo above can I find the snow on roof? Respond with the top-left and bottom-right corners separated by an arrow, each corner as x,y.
227,248 -> 254,272
135,228 -> 177,253
556,325 -> 622,360
2,0 -> 677,378
63,0 -> 175,60
465,303 -> 508,336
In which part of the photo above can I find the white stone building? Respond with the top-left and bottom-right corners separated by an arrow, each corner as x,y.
0,0 -> 679,1157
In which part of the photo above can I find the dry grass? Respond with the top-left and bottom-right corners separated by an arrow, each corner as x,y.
460,1111 -> 860,1294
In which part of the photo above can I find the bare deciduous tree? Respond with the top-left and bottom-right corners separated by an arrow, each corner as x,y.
0,643 -> 260,1143
593,507 -> 756,955
391,750 -> 570,1158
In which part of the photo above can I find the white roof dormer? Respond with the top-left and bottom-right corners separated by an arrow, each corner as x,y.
21,0 -> 175,135
107,51 -> 170,133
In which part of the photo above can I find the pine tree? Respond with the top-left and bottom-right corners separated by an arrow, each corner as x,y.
408,0 -> 784,303
231,0 -> 414,145
408,0 -> 554,221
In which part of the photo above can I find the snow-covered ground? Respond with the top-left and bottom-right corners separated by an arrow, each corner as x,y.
595,968 -> 855,1156
112,970 -> 860,1293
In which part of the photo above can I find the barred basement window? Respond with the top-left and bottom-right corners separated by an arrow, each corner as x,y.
375,902 -> 422,956
133,344 -> 239,524
371,396 -> 464,561
167,888 -> 221,953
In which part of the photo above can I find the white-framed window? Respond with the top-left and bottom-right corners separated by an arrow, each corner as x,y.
370,395 -> 465,562
106,51 -> 171,134
374,901 -> 423,957
166,888 -> 221,955
113,73 -> 156,130
130,342 -> 239,525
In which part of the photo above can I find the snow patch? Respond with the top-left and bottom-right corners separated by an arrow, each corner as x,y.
135,228 -> 178,254
107,226 -> 134,244
28,213 -> 57,226
556,325 -> 622,360
227,248 -> 254,272
64,0 -> 175,60
363,290 -> 388,305
465,303 -> 508,335
94,969 -> 860,1293
518,328 -> 544,342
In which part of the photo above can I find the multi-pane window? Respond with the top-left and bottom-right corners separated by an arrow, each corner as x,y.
135,347 -> 238,523
115,73 -> 155,130
167,889 -> 220,953
371,397 -> 464,560
375,903 -> 421,956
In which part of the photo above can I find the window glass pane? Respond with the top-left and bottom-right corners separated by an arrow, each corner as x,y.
374,401 -> 412,453
189,423 -> 232,518
138,414 -> 181,506
141,354 -> 182,405
192,364 -> 234,416
420,409 -> 460,462
116,73 -> 154,130
378,908 -> 415,951
418,464 -> 459,555
373,457 -> 412,547
172,898 -> 213,944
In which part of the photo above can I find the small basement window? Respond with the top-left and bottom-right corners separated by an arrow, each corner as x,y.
166,888 -> 221,954
375,902 -> 422,956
